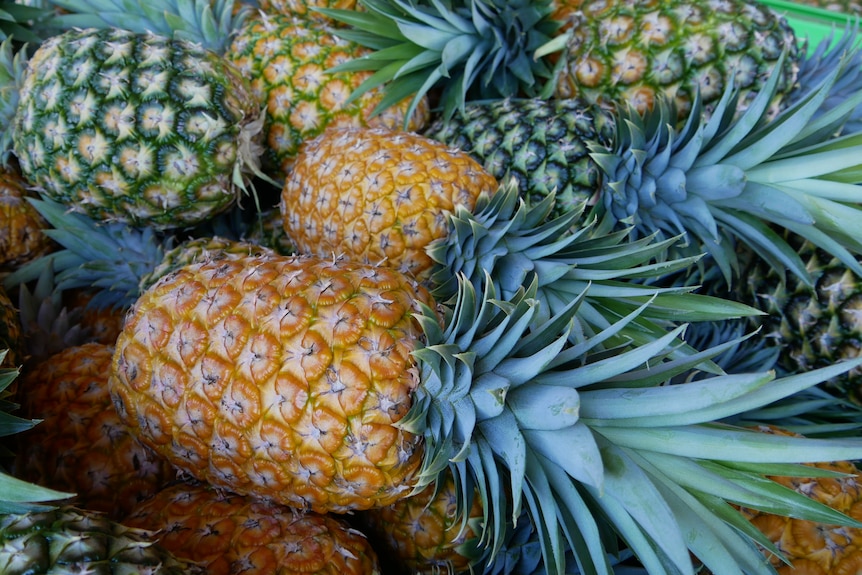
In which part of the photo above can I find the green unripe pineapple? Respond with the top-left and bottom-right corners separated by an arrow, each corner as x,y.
10,27 -> 265,230
424,97 -> 616,219
732,233 -> 862,403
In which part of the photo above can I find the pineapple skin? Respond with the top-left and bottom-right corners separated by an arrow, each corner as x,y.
109,252 -> 433,513
733,236 -> 862,403
281,126 -> 499,281
737,427 -> 862,574
13,27 -> 262,230
0,285 -> 23,369
13,342 -> 176,519
124,480 -> 382,575
0,506 -> 206,575
359,470 -> 484,574
552,0 -> 802,120
424,97 -> 616,221
0,167 -> 53,272
226,13 -> 429,178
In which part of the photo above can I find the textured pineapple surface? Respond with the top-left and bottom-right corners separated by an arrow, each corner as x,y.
6,1 -> 862,574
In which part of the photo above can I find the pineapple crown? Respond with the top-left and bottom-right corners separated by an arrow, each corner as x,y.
790,24 -> 862,135
427,180 -> 761,370
47,0 -> 248,53
0,1 -> 58,45
4,198 -> 173,310
0,38 -> 26,165
317,0 -> 561,123
589,46 -> 862,287
400,268 -> 862,574
4,198 -> 281,311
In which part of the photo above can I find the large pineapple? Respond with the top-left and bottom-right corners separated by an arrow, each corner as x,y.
317,0 -> 801,123
124,480 -> 382,575
4,26 -> 265,229
12,342 -> 176,519
106,247 -> 862,575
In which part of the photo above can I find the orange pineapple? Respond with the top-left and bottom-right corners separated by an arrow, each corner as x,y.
109,253 -> 432,513
13,343 -> 176,519
124,480 -> 382,575
359,470 -> 484,574
280,126 -> 498,281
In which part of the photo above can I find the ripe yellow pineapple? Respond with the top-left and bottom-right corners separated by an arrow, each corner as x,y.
733,426 -> 862,574
281,126 -> 498,281
13,342 -> 176,519
109,252 -> 432,513
124,480 -> 382,575
359,470 -> 484,574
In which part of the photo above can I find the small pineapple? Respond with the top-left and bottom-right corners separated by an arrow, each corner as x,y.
730,232 -> 862,404
13,342 -> 176,519
0,284 -> 22,368
124,480 -> 382,575
423,97 -> 616,220
7,26 -> 265,229
0,506 -> 206,574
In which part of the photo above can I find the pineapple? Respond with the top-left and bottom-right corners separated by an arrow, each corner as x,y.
105,247 -> 862,574
728,232 -> 862,404
281,126 -> 498,281
0,165 -> 53,272
0,284 -> 22,368
358,469 -> 484,574
422,49 -> 862,293
225,11 -> 429,177
317,0 -> 801,124
4,26 -> 265,229
259,0 -> 360,20
0,354 -> 202,575
124,479 -> 382,575
12,342 -> 176,519
422,97 -> 617,221
48,0 -> 430,179
0,349 -> 73,514
0,506 -> 207,574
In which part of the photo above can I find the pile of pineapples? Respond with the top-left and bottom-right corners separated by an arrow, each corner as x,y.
5,0 -> 862,573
